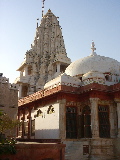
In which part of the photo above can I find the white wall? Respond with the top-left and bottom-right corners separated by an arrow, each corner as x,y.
31,102 -> 60,139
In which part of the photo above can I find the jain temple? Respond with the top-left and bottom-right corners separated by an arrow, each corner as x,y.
14,10 -> 120,160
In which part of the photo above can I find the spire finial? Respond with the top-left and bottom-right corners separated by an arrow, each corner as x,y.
90,41 -> 97,56
42,0 -> 45,17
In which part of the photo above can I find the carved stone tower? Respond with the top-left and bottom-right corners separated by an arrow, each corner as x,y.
15,9 -> 71,98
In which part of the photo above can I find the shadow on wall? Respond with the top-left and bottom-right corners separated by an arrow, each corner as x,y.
35,129 -> 59,139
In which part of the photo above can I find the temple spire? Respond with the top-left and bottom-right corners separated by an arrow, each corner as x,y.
16,10 -> 71,98
90,41 -> 97,56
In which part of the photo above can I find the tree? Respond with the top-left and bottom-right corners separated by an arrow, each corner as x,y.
0,110 -> 21,155
0,110 -> 21,137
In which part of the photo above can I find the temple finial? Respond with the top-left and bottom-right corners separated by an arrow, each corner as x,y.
90,41 -> 97,56
42,0 -> 45,17
48,9 -> 51,12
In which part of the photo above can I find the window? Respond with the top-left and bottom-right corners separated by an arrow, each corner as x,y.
82,106 -> 92,138
22,85 -> 28,97
77,114 -> 84,138
79,77 -> 82,81
105,75 -> 109,81
98,105 -> 110,138
28,66 -> 32,75
60,65 -> 66,73
66,107 -> 77,139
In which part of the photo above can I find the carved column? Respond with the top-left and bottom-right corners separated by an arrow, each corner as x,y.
59,99 -> 66,140
109,102 -> 116,138
24,66 -> 28,76
20,71 -> 23,78
28,108 -> 32,139
90,98 -> 99,138
21,110 -> 25,139
115,100 -> 120,138
17,110 -> 20,137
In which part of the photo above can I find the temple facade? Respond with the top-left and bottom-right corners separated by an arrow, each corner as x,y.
16,10 -> 120,160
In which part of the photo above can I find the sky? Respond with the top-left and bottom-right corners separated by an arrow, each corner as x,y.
0,0 -> 120,83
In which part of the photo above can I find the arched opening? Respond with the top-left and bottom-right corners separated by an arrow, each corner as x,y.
60,64 -> 67,73
105,75 -> 109,81
79,77 -> 82,81
21,85 -> 28,97
28,65 -> 32,75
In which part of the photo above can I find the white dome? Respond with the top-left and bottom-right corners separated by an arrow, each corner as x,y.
65,54 -> 120,77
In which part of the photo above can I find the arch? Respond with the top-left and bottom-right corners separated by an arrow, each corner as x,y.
105,75 -> 109,81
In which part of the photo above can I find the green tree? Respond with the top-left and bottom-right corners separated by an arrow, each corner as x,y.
0,110 -> 21,155
0,113 -> 20,136
0,110 -> 21,138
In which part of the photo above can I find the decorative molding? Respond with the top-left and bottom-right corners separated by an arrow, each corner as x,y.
18,83 -> 120,107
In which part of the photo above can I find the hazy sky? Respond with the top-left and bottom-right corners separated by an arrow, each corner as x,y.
0,0 -> 120,83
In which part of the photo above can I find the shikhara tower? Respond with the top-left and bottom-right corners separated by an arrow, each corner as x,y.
16,9 -> 71,98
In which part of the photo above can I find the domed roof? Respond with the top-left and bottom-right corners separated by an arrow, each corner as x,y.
65,42 -> 120,77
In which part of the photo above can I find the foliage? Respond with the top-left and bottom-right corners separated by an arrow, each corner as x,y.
0,110 -> 21,155
0,138 -> 16,155
0,110 -> 3,116
0,110 -> 3,122
0,112 -> 21,135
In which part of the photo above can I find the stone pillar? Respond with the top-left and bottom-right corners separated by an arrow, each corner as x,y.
21,110 -> 25,139
90,98 -> 99,138
28,108 -> 32,139
59,99 -> 66,140
109,102 -> 116,138
20,71 -> 23,78
24,66 -> 28,76
17,110 -> 20,137
57,62 -> 60,73
115,100 -> 120,138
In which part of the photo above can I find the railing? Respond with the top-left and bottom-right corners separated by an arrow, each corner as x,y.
16,138 -> 61,143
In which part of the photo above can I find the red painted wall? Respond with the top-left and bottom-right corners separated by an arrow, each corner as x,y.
0,143 -> 66,160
